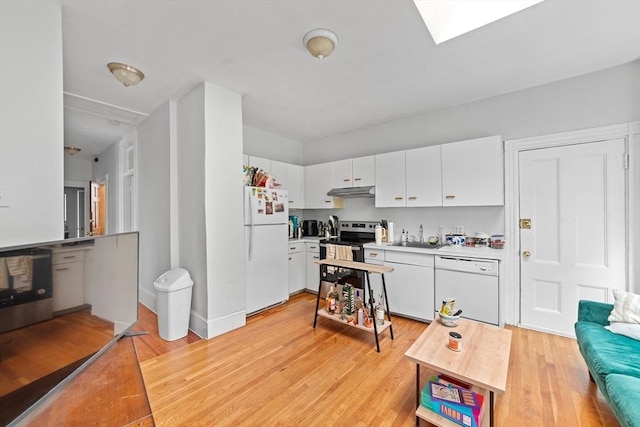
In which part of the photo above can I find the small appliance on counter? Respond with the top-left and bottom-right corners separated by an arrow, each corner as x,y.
302,219 -> 318,237
288,215 -> 299,238
328,215 -> 339,238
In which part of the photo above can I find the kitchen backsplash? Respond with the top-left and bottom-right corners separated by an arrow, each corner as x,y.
293,197 -> 504,240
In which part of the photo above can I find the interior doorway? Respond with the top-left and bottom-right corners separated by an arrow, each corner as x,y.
90,180 -> 107,236
64,181 -> 90,239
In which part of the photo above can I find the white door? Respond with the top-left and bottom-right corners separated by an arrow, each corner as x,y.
519,138 -> 626,335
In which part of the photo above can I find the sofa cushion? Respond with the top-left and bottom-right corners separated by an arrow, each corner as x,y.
575,321 -> 640,378
605,374 -> 640,427
606,322 -> 640,340
608,290 -> 640,324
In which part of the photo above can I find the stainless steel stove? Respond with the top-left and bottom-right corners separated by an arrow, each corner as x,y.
319,220 -> 379,291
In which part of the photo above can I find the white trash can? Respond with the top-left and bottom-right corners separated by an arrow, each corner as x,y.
154,268 -> 194,341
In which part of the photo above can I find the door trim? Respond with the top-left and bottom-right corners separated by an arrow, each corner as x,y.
504,121 -> 639,328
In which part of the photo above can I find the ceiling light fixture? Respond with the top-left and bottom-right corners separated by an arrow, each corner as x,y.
64,146 -> 81,156
303,29 -> 338,59
107,62 -> 145,87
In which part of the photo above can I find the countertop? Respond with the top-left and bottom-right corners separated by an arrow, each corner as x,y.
364,242 -> 504,261
288,237 -> 321,244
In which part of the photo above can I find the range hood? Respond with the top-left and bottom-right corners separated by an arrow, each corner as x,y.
327,186 -> 375,198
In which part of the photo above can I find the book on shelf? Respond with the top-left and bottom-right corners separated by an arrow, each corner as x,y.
421,375 -> 484,427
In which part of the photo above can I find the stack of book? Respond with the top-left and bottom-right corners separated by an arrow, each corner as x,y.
421,375 -> 484,427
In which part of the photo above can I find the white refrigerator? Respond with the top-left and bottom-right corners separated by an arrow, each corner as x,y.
244,186 -> 289,314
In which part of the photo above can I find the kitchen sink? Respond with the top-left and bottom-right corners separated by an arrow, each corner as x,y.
391,242 -> 444,249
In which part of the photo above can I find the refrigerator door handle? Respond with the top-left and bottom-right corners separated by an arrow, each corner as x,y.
248,189 -> 254,261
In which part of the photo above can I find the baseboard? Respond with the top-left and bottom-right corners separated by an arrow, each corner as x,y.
190,309 -> 246,339
138,286 -> 156,312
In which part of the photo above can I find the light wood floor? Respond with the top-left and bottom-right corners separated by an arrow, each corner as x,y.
0,308 -> 113,397
20,292 -> 618,426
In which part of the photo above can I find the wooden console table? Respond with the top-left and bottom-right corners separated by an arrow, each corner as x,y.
404,318 -> 512,427
313,259 -> 394,352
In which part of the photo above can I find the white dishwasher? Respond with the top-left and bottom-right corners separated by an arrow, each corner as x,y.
434,255 -> 499,325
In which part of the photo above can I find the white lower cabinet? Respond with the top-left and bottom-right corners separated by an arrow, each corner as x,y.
383,251 -> 434,322
52,250 -> 86,312
288,243 -> 305,294
305,242 -> 321,291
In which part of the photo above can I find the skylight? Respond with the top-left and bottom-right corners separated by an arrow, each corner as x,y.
413,0 -> 544,45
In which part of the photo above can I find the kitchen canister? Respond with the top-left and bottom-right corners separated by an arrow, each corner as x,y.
448,332 -> 462,352
374,225 -> 386,244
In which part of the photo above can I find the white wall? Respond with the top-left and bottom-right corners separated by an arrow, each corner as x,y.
204,83 -> 246,333
0,2 -> 63,247
304,60 -> 640,163
243,125 -> 303,165
136,101 -> 172,309
93,142 -> 120,235
177,82 -> 246,339
64,157 -> 92,182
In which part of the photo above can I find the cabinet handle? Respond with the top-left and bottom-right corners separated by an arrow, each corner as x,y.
290,246 -> 296,250
343,178 -> 350,182
63,256 -> 76,259
354,177 -> 361,181
325,200 -> 332,203
394,196 -> 403,200
408,196 -> 417,200
289,200 -> 294,203
56,267 -> 70,271
369,252 -> 378,257
313,256 -> 319,259
309,246 -> 317,250
445,195 -> 456,200
289,257 -> 292,261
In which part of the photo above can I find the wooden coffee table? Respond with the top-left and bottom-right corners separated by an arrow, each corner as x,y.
404,318 -> 512,427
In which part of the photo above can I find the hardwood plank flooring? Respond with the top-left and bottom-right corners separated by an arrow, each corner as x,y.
14,292 -> 619,426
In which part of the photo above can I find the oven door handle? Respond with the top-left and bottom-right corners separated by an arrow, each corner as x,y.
319,243 -> 361,251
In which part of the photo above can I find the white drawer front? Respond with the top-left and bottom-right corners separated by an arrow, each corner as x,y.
385,251 -> 433,267
364,248 -> 384,260
52,250 -> 85,265
288,243 -> 303,254
306,243 -> 319,254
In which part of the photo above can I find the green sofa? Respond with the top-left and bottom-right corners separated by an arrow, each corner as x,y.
574,300 -> 640,427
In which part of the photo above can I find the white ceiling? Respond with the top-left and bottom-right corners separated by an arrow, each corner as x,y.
61,0 -> 640,160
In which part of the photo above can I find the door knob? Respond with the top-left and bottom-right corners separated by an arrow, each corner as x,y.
523,250 -> 531,258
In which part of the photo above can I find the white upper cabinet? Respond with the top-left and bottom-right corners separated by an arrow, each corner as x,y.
352,155 -> 375,187
441,135 -> 504,206
375,151 -> 406,207
331,159 -> 353,188
406,145 -> 442,207
305,163 -> 343,209
331,156 -> 375,188
270,160 -> 287,189
286,163 -> 304,209
247,155 -> 271,173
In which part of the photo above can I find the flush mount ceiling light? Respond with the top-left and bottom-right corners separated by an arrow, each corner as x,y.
107,62 -> 145,87
64,146 -> 81,156
303,29 -> 338,59
413,0 -> 544,44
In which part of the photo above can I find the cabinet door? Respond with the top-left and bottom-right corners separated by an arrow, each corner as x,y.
353,155 -> 375,187
384,262 -> 434,321
286,163 -> 304,209
288,250 -> 305,294
375,151 -> 406,207
52,261 -> 85,311
406,145 -> 442,207
270,160 -> 287,189
248,155 -> 271,173
332,159 -> 353,188
441,135 -> 504,206
306,251 -> 321,291
305,163 -> 336,209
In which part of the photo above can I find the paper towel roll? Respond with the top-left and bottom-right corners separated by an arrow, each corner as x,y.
387,222 -> 394,243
